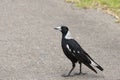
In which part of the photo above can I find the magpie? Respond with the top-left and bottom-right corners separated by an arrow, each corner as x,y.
54,26 -> 103,77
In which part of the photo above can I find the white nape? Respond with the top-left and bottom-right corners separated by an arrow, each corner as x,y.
65,31 -> 73,39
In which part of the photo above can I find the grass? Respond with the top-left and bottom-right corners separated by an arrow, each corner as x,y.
66,0 -> 120,23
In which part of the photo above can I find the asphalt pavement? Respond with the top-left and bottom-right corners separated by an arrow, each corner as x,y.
0,0 -> 120,80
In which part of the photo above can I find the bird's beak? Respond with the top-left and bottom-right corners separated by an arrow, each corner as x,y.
54,26 -> 61,31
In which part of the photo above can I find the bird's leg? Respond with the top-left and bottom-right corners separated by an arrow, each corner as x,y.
79,62 -> 82,74
74,62 -> 82,75
74,62 -> 86,75
63,63 -> 75,77
68,63 -> 75,75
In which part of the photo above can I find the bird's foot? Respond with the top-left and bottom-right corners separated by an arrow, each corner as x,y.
74,72 -> 87,75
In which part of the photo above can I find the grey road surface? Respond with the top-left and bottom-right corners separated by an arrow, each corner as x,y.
0,0 -> 120,80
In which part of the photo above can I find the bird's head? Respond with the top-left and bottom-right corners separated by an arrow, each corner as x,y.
54,26 -> 68,34
54,26 -> 72,39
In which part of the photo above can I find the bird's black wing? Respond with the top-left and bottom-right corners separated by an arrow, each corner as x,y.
66,39 -> 91,64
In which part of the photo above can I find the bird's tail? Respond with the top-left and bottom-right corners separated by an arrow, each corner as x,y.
84,63 -> 97,73
90,60 -> 104,71
85,52 -> 104,71
84,52 -> 104,71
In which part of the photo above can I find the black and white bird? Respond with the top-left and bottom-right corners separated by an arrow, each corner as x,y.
54,26 -> 103,77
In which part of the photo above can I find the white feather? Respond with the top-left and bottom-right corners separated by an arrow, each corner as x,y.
66,44 -> 76,56
91,60 -> 97,66
73,50 -> 75,53
77,51 -> 80,53
66,44 -> 71,52
65,31 -> 72,39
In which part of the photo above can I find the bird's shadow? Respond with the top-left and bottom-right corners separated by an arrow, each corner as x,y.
61,73 -> 105,79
